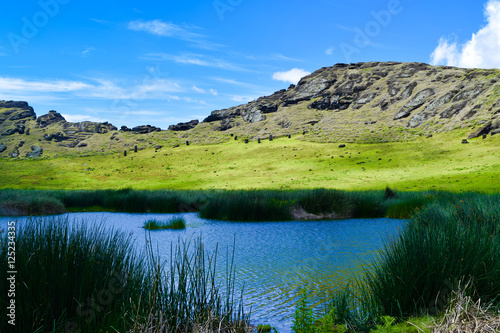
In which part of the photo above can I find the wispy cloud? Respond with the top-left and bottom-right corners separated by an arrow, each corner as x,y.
325,46 -> 335,55
61,113 -> 108,123
143,53 -> 248,71
0,76 -> 185,101
0,77 -> 91,92
89,18 -> 108,24
272,68 -> 311,84
192,85 -> 218,95
231,95 -> 257,103
430,0 -> 500,68
128,20 -> 203,40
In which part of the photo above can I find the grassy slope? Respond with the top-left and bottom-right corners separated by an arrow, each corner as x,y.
1,130 -> 499,192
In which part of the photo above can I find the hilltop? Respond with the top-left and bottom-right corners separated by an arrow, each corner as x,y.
1,61 -> 500,159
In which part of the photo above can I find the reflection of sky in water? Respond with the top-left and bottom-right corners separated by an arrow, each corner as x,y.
1,213 -> 405,333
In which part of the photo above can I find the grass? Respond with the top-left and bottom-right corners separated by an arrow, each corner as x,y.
143,217 -> 186,230
0,216 -> 250,333
313,193 -> 500,331
0,132 -> 498,192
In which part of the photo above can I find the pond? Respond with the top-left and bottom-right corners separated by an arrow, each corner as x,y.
1,213 -> 405,332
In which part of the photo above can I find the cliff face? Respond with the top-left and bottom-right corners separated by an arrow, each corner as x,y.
202,62 -> 500,140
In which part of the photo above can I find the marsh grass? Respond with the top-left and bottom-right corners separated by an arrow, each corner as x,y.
320,192 -> 500,332
0,216 -> 250,332
143,217 -> 186,230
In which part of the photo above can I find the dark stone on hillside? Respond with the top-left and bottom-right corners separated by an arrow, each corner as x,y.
18,141 -> 25,147
398,82 -> 418,100
461,105 -> 481,121
26,146 -> 43,158
78,142 -> 87,147
168,119 -> 199,131
132,125 -> 161,134
468,121 -> 492,139
16,124 -> 25,134
308,95 -> 331,110
58,141 -> 78,148
339,144 -> 346,148
452,85 -> 484,102
52,132 -> 70,142
269,135 -> 273,141
120,126 -> 131,132
394,88 -> 435,120
124,150 -> 127,156
37,110 -> 66,127
242,107 -> 266,123
10,148 -> 19,158
440,102 -> 467,118
245,139 -> 249,144
0,101 -> 32,109
219,118 -> 234,131
461,139 -> 469,144
1,128 -> 17,136
62,121 -> 117,134
0,144 -> 6,153
43,133 -> 53,141
9,109 -> 36,121
134,146 -> 138,153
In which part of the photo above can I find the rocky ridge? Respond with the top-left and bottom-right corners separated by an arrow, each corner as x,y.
1,62 -> 500,158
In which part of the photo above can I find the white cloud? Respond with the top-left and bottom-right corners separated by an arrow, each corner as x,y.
61,114 -> 108,123
192,85 -> 206,93
232,95 -> 257,103
430,0 -> 500,68
144,53 -> 247,71
272,68 -> 311,84
128,20 -> 201,39
0,76 -> 185,102
192,85 -> 218,96
325,46 -> 335,55
0,77 -> 91,92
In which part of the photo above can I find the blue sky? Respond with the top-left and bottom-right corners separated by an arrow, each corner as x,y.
1,0 -> 499,129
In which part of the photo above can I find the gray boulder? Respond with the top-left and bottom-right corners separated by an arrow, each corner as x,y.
0,144 -> 6,153
26,146 -> 43,158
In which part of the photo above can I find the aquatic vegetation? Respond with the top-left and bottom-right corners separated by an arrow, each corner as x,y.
143,217 -> 186,230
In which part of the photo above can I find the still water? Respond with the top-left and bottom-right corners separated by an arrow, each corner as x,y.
1,213 -> 405,332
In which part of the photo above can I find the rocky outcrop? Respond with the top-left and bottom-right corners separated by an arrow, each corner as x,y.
0,144 -> 6,153
132,125 -> 161,134
168,120 -> 199,131
199,62 -> 499,139
37,110 -> 66,127
0,101 -> 36,125
203,89 -> 286,125
394,88 -> 435,120
62,121 -> 117,134
26,146 -> 43,158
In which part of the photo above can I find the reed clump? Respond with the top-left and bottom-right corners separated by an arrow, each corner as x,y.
0,216 -> 250,332
143,217 -> 186,230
